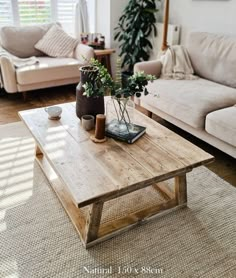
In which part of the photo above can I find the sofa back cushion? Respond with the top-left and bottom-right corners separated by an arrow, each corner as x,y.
186,32 -> 236,88
0,23 -> 58,58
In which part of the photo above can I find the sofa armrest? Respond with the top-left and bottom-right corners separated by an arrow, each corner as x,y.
0,56 -> 18,93
134,60 -> 162,78
74,44 -> 94,64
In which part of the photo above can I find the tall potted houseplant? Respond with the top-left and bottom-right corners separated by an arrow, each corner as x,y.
114,0 -> 159,85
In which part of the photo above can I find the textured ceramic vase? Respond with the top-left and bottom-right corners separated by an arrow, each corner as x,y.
76,66 -> 105,119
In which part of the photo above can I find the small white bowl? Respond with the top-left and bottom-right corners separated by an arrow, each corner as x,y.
45,106 -> 62,119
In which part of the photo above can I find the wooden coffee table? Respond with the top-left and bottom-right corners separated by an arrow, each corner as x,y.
19,101 -> 214,248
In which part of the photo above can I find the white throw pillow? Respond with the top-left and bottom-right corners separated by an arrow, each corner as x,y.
35,24 -> 78,57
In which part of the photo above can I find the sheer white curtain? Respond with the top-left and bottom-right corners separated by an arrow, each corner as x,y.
74,0 -> 89,39
87,0 -> 96,33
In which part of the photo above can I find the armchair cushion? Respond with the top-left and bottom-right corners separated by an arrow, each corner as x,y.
16,57 -> 81,85
0,23 -> 56,58
35,25 -> 78,57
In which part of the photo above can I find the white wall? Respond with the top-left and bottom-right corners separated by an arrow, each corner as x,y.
87,0 -> 96,32
169,0 -> 236,43
96,0 -> 129,76
96,0 -> 128,48
110,0 -> 129,75
96,0 -> 111,46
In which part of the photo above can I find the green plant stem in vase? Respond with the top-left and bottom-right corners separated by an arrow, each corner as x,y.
107,96 -> 135,135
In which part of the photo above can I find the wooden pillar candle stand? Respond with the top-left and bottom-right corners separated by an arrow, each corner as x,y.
91,114 -> 107,143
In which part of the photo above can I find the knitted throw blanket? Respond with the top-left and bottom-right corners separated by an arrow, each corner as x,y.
160,45 -> 198,80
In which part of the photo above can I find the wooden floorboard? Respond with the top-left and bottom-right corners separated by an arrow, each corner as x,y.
0,85 -> 235,187
0,85 -> 76,125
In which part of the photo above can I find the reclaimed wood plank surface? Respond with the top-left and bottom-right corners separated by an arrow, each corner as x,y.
134,111 -> 214,167
19,100 -> 214,208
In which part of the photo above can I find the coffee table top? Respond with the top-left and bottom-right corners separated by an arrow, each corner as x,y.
19,101 -> 214,207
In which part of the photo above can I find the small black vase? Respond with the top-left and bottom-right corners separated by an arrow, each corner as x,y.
76,66 -> 105,119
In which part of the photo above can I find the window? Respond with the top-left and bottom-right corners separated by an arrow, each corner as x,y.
0,0 -> 13,26
57,0 -> 75,34
18,0 -> 51,25
0,0 -> 95,34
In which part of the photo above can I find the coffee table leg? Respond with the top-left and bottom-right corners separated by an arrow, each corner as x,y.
175,174 -> 187,205
85,201 -> 104,244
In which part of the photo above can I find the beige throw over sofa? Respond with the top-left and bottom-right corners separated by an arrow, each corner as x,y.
134,32 -> 236,159
0,23 -> 94,94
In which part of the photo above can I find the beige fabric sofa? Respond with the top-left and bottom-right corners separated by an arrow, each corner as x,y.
0,23 -> 94,94
134,32 -> 236,159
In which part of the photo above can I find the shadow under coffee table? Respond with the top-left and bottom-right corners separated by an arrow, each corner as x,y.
19,101 -> 214,248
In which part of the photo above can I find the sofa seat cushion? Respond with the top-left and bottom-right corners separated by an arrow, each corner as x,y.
206,107 -> 236,147
141,78 -> 236,129
16,57 -> 81,85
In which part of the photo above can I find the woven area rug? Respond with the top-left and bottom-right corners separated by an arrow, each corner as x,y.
0,122 -> 236,278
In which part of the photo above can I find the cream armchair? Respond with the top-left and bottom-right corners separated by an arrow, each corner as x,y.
0,23 -> 94,96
